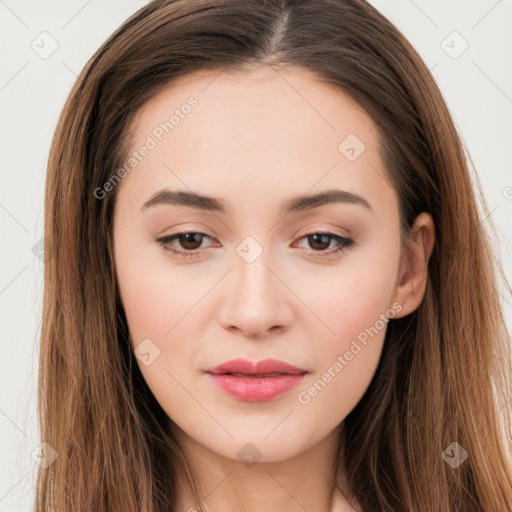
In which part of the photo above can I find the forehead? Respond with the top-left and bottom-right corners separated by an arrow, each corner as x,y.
118,64 -> 394,216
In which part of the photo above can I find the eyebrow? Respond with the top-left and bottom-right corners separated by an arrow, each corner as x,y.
141,188 -> 373,215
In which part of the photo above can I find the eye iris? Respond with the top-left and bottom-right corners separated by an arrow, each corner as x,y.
179,233 -> 203,250
308,233 -> 330,251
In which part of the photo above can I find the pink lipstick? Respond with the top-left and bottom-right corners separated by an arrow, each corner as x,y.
204,358 -> 308,402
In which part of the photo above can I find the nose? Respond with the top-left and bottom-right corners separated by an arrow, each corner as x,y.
217,246 -> 294,339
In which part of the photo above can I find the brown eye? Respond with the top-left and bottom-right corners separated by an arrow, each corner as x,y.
155,231 -> 215,258
295,231 -> 354,258
176,232 -> 204,250
307,233 -> 332,251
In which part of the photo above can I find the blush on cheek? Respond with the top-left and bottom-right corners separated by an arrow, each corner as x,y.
117,279 -> 166,349
313,276 -> 390,339
311,288 -> 392,392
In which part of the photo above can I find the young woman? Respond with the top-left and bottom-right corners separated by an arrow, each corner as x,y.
36,0 -> 512,510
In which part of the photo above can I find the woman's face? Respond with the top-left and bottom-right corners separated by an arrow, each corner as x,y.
113,65 -> 428,464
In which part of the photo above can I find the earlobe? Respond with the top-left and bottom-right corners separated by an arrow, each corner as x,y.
391,213 -> 435,319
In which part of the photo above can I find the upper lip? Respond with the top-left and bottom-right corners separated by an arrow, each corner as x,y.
205,358 -> 308,376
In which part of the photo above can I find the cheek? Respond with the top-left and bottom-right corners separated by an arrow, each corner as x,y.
115,240 -> 198,342
293,309 -> 389,438
304,259 -> 396,353
294,257 -> 399,418
114,248 -> 216,400
115,259 -> 205,413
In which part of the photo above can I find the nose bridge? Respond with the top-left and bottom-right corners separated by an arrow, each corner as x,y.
217,235 -> 292,337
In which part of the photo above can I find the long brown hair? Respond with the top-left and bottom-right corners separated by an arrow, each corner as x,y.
36,0 -> 512,510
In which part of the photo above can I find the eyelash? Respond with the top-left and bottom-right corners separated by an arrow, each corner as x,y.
155,231 -> 354,259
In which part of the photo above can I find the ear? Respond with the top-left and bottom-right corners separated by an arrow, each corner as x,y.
391,212 -> 435,319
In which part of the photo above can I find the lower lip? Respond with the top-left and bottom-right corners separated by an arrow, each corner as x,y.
207,373 -> 307,402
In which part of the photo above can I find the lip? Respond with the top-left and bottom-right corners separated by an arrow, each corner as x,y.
206,358 -> 308,376
204,358 -> 308,402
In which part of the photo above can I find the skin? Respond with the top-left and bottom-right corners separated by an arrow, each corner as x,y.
113,64 -> 435,512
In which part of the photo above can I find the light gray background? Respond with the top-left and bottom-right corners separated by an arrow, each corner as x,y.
0,1 -> 511,510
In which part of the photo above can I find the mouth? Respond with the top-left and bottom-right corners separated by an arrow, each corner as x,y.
204,358 -> 309,402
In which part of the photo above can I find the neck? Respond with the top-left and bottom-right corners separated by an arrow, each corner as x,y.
169,421 -> 357,512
